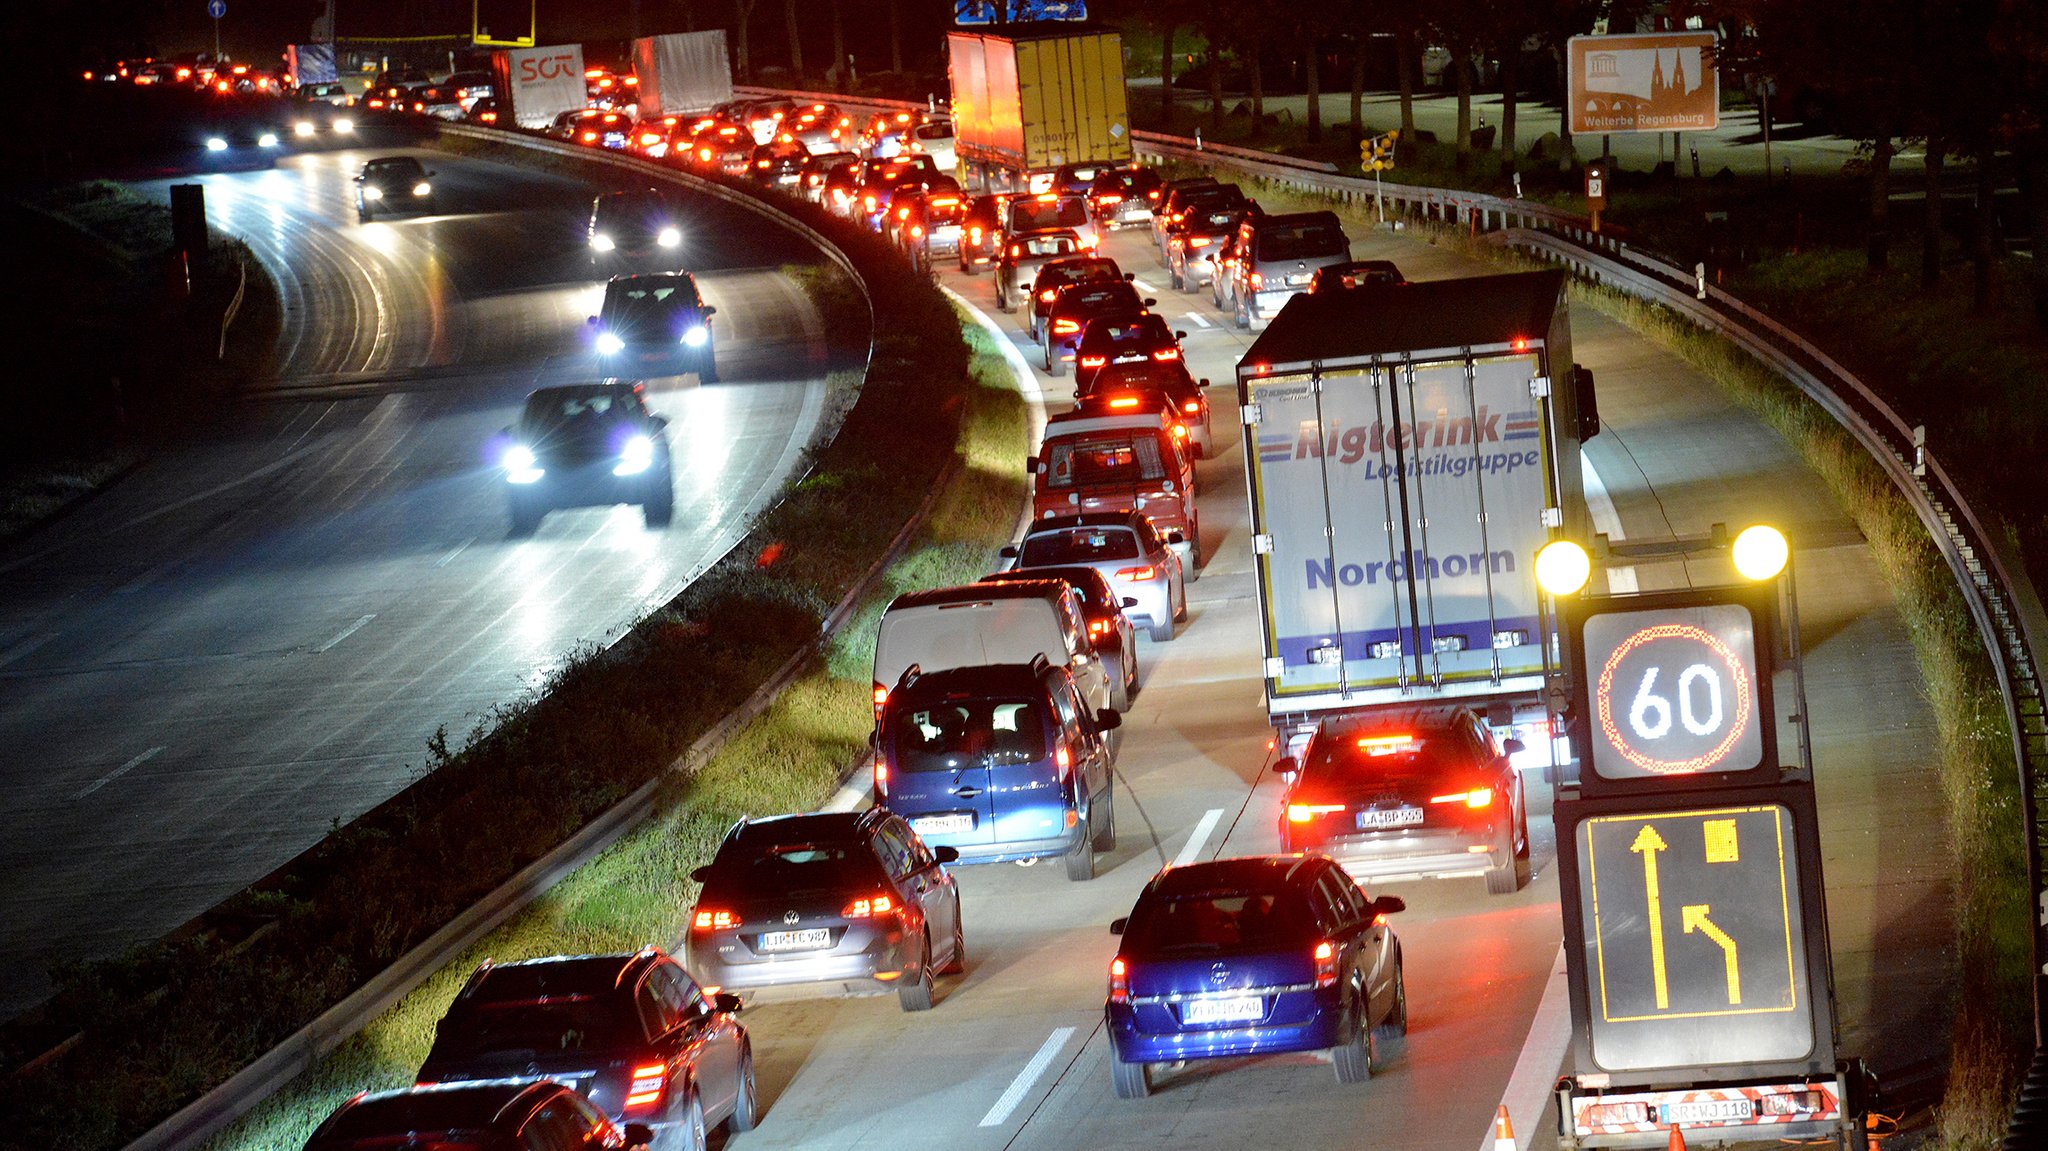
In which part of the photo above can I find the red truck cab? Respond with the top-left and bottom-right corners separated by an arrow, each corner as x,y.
1029,409 -> 1199,572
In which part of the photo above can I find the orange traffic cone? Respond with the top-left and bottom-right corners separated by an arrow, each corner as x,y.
1491,1105 -> 1516,1151
1667,1125 -> 1687,1149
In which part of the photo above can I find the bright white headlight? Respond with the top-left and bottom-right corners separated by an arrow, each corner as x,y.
361,185 -> 383,199
681,325 -> 709,348
206,137 -> 228,152
412,182 -> 432,197
596,331 -> 625,356
590,233 -> 616,252
333,117 -> 354,134
503,444 -> 542,483
615,434 -> 656,475
293,120 -> 316,137
258,132 -> 280,148
657,227 -> 681,248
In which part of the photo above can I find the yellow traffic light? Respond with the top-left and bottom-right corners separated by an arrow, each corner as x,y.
1731,525 -> 1789,581
1536,540 -> 1592,596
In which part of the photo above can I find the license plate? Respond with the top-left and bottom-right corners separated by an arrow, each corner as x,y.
1659,1099 -> 1754,1124
1182,996 -> 1264,1024
912,813 -> 975,835
1358,807 -> 1424,830
757,928 -> 832,952
1288,273 -> 1312,285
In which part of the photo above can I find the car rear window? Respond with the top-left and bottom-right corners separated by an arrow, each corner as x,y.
1126,890 -> 1315,954
1016,234 -> 1079,258
1044,437 -> 1167,490
1042,261 -> 1117,291
434,995 -> 640,1057
719,839 -> 880,891
892,699 -> 1047,770
1020,527 -> 1141,564
1081,317 -> 1166,348
1089,363 -> 1194,399
1257,222 -> 1348,262
1010,198 -> 1089,231
1302,731 -> 1463,786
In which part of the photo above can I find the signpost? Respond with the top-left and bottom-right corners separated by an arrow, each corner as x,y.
207,0 -> 225,61
1359,130 -> 1398,223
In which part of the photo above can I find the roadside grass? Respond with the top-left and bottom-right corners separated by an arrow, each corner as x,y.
200,299 -> 1029,1151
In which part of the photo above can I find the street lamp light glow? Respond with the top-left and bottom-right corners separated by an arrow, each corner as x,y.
1535,540 -> 1592,596
1732,525 -> 1790,581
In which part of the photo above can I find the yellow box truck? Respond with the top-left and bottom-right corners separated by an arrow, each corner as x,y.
946,25 -> 1132,192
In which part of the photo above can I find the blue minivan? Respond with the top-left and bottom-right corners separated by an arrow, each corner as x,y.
1105,855 -> 1406,1097
875,658 -> 1120,881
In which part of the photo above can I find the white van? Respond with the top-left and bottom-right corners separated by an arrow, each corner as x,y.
873,581 -> 1116,753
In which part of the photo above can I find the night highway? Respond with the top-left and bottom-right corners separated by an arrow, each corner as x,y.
0,139 -> 851,1016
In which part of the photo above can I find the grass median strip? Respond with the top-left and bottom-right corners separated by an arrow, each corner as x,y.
202,298 -> 1028,1150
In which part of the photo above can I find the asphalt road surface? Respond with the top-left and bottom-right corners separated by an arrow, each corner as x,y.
0,139 -> 847,1017
712,208 -> 1947,1151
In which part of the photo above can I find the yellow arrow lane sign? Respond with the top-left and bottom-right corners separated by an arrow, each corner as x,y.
1683,904 -> 1742,1004
1631,825 -> 1669,1008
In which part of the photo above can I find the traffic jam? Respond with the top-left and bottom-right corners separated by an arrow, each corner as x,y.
94,21 -> 1854,1151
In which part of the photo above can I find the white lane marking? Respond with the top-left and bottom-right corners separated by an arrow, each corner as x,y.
114,560 -> 175,596
1482,944 -> 1572,1151
76,746 -> 165,800
434,537 -> 475,568
979,1026 -> 1077,1128
1173,808 -> 1226,868
0,631 -> 59,671
316,614 -> 376,653
1580,452 -> 1636,594
1130,278 -> 1157,294
1183,311 -> 1212,329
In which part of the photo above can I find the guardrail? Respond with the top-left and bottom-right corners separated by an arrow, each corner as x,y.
215,255 -> 245,361
120,123 -> 915,1151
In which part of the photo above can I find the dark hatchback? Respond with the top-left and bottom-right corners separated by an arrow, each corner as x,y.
588,188 -> 684,273
1277,705 -> 1530,894
590,272 -> 718,383
1026,256 -> 1124,343
305,1080 -> 649,1151
500,382 -> 674,533
1106,855 -> 1406,1098
1040,281 -> 1150,376
1072,312 -> 1185,393
416,949 -> 756,1151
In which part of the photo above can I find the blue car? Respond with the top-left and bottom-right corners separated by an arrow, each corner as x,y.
875,658 -> 1120,881
1105,855 -> 1406,1097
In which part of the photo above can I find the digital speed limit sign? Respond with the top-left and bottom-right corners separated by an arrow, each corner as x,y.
1570,588 -> 1780,792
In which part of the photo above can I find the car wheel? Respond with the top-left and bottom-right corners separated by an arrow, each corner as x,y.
1046,348 -> 1066,378
657,1093 -> 707,1151
1234,298 -> 1250,330
1111,1057 -> 1152,1100
1169,260 -> 1183,291
727,1045 -> 760,1132
1486,831 -> 1528,895
1091,787 -> 1117,852
507,493 -> 543,537
1148,613 -> 1176,643
1042,336 -> 1055,373
1109,658 -> 1131,711
897,934 -> 936,1011
1172,574 -> 1189,623
1064,812 -> 1096,881
1123,645 -> 1140,699
1374,953 -> 1409,1042
997,285 -> 1012,313
643,481 -> 674,527
697,348 -> 719,384
939,905 -> 966,975
1181,266 -> 1200,294
1332,1013 -> 1375,1084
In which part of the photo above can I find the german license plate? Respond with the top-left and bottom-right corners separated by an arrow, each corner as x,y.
1288,273 -> 1312,285
757,928 -> 831,952
1358,807 -> 1424,830
912,813 -> 975,835
1182,996 -> 1263,1024
1659,1099 -> 1754,1124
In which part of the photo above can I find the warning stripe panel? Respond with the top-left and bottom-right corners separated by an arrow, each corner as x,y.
1572,1081 -> 1840,1136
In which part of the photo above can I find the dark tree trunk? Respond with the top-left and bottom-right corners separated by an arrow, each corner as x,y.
888,0 -> 903,73
784,0 -> 802,77
1161,24 -> 1176,126
1208,37 -> 1224,131
830,0 -> 846,91
734,0 -> 754,81
1303,31 -> 1321,143
1349,51 -> 1364,146
2021,145 -> 2048,329
1454,49 -> 1472,155
1922,137 -> 1944,292
1499,43 -> 1518,173
1396,25 -> 1416,137
1867,124 -> 1892,271
1249,32 -> 1265,136
1974,150 -> 1998,313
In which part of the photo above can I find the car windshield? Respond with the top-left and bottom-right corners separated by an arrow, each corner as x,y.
1020,527 -> 1141,565
367,160 -> 421,179
1259,222 -> 1349,262
434,995 -> 639,1057
524,392 -> 631,429
604,283 -> 695,325
1045,437 -> 1167,489
1010,198 -> 1088,231
1126,889 -> 1315,954
892,699 -> 1047,770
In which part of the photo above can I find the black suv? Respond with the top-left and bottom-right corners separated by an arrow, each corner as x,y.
306,1079 -> 652,1151
589,188 -> 684,273
589,272 -> 718,383
500,382 -> 674,533
353,155 -> 435,221
415,949 -> 755,1151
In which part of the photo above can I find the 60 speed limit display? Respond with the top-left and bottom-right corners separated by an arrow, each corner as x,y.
1579,598 -> 1769,783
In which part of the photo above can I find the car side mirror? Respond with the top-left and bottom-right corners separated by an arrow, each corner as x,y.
1026,457 -> 1046,475
999,544 -> 1019,559
934,845 -> 961,864
587,315 -> 600,327
1121,596 -> 1138,609
1174,330 -> 1187,340
1502,737 -> 1525,755
1143,297 -> 1157,307
1110,917 -> 1128,935
1274,755 -> 1299,779
622,1124 -> 655,1149
703,305 -> 717,316
690,864 -> 713,883
1199,378 -> 1211,388
1095,708 -> 1122,732
713,992 -> 744,1013
1166,530 -> 1185,545
1373,895 -> 1406,917
1124,272 -> 1134,281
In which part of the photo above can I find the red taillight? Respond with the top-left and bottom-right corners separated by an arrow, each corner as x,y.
1055,743 -> 1073,780
1182,400 -> 1201,413
1053,319 -> 1080,335
1152,348 -> 1180,361
1089,619 -> 1111,637
758,159 -> 771,168
1109,956 -> 1130,1004
582,131 -> 598,143
1250,272 -> 1264,287
1040,289 -> 1058,302
1098,193 -> 1124,204
1314,941 -> 1338,989
1080,355 -> 1107,369
1009,244 -> 1023,258
969,226 -> 983,242
1115,565 -> 1157,582
1109,396 -> 1141,409
692,909 -> 739,931
624,1063 -> 666,1110
1430,788 -> 1495,808
1189,236 -> 1212,248
843,893 -> 895,918
875,757 -> 889,798
1287,802 -> 1344,823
